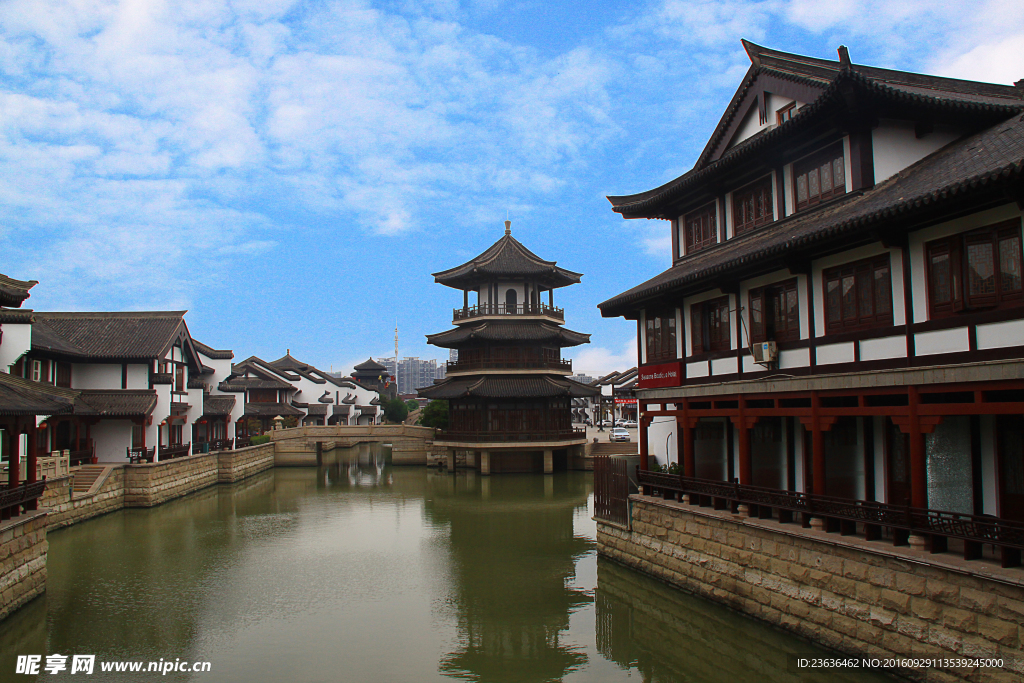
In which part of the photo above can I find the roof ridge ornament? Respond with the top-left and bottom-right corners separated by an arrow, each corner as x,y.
504,219 -> 511,236
838,45 -> 851,69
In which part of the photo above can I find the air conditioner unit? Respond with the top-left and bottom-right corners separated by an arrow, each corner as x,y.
752,341 -> 778,365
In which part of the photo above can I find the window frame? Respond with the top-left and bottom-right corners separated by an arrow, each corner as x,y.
776,102 -> 796,125
644,309 -> 678,364
926,219 -> 1024,318
683,202 -> 718,254
823,255 -> 894,335
690,296 -> 732,354
793,143 -> 846,212
732,175 -> 774,236
749,279 -> 800,344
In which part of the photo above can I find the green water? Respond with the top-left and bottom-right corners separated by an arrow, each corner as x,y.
0,446 -> 892,682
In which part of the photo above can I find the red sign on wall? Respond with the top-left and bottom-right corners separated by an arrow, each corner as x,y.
636,361 -> 682,389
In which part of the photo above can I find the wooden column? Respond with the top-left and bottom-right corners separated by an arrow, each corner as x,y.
731,399 -> 756,485
908,387 -> 928,509
639,411 -> 650,472
8,418 -> 22,489
26,421 -> 37,484
679,410 -> 695,479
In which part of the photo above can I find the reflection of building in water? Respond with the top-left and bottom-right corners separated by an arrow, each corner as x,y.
423,475 -> 593,682
318,443 -> 393,489
595,559 -> 888,683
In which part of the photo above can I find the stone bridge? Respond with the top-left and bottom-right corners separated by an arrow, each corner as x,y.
269,424 -> 436,466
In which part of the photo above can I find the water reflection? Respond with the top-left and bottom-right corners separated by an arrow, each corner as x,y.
423,474 -> 593,682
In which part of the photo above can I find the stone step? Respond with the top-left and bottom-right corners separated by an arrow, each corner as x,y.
71,465 -> 106,493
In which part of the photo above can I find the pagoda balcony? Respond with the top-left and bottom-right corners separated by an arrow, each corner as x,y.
445,358 -> 572,373
435,427 -> 585,443
452,303 -> 564,323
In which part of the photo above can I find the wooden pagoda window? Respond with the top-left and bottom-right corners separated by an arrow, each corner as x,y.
794,144 -> 846,211
732,175 -> 774,235
927,220 -> 1023,317
684,203 -> 718,254
645,309 -> 677,363
749,279 -> 799,343
823,255 -> 893,334
55,362 -> 71,388
690,297 -> 731,354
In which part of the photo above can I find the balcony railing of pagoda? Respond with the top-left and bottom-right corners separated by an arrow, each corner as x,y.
436,427 -> 586,442
635,471 -> 1024,568
452,303 -> 564,322
445,358 -> 572,372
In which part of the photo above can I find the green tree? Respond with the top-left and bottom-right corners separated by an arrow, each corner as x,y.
384,398 -> 409,423
405,399 -> 420,413
418,399 -> 448,430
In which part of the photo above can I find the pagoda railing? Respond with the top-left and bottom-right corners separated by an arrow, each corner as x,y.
446,358 -> 572,372
452,303 -> 564,322
634,470 -> 1024,568
436,427 -> 586,442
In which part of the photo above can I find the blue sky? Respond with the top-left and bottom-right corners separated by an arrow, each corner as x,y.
2,0 -> 1022,376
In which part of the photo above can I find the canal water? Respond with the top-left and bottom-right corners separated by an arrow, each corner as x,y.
0,445 -> 892,682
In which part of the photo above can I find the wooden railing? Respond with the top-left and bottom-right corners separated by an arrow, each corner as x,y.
637,470 -> 1024,568
234,436 -> 252,449
209,438 -> 234,452
0,479 -> 47,520
158,442 -> 191,460
69,445 -> 94,466
436,427 -> 585,442
446,358 -> 572,372
452,303 -> 564,322
594,456 -> 631,527
127,446 -> 155,464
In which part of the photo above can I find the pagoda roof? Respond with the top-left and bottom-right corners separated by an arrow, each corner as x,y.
426,321 -> 591,349
608,41 -> 1024,219
0,273 -> 38,309
353,358 -> 388,373
418,375 -> 599,400
432,224 -> 582,290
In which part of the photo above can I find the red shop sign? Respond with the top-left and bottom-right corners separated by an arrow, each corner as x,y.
636,361 -> 682,389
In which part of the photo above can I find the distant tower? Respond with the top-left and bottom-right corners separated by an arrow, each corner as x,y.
394,322 -> 399,395
419,220 -> 598,474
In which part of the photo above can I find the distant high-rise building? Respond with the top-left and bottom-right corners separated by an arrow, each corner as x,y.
376,357 -> 444,395
571,373 -> 595,386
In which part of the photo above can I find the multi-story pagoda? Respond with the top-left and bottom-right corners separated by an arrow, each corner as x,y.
420,220 -> 599,474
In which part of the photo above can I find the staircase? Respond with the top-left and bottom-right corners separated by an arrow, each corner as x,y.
71,465 -> 107,496
592,443 -> 638,456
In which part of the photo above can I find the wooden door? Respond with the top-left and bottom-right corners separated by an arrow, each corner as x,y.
886,418 -> 911,507
997,415 -> 1024,522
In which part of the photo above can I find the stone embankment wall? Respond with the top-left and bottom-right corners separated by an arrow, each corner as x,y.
271,424 -> 433,466
123,453 -> 220,507
598,496 -> 1024,683
42,468 -> 126,530
0,512 -> 47,621
218,443 -> 275,483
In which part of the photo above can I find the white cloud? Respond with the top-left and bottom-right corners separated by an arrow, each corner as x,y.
570,337 -> 638,378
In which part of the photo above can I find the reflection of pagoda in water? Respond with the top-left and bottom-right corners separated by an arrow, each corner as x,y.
420,221 -> 599,474
422,475 -> 593,682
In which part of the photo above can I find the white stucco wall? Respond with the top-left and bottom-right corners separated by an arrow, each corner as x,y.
93,419 -> 133,462
72,364 -> 122,389
0,323 -> 31,373
872,119 -> 960,184
647,417 -> 676,469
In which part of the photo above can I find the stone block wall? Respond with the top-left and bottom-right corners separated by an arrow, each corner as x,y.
123,453 -> 219,508
43,468 -> 126,530
0,512 -> 47,621
598,496 -> 1024,683
217,443 -> 275,483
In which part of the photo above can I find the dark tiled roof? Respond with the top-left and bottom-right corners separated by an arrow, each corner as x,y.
192,339 -> 234,360
202,395 -> 235,416
609,45 -> 1024,219
0,274 -> 37,308
432,228 -> 583,290
353,358 -> 387,372
305,404 -> 328,416
218,377 -> 291,391
243,402 -> 304,417
355,405 -> 377,413
269,352 -> 309,371
0,309 -> 33,324
600,368 -> 638,385
0,373 -> 77,416
317,391 -> 333,403
342,393 -> 356,404
31,312 -> 187,360
601,113 -> 1024,317
333,404 -> 351,415
187,377 -> 207,389
418,375 -> 599,399
75,390 -> 158,417
426,321 -> 591,348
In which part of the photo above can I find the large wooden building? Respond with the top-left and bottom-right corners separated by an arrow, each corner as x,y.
599,42 -> 1024,564
420,221 -> 598,473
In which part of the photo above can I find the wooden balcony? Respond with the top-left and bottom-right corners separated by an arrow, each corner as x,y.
452,303 -> 563,322
446,358 -> 572,373
436,427 -> 585,443
634,471 -> 1024,568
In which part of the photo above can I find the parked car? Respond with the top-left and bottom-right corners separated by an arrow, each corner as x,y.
610,428 -> 630,442
624,419 -> 638,428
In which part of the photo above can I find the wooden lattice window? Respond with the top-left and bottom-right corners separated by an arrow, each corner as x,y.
733,175 -> 774,235
823,255 -> 893,334
684,203 -> 718,254
794,144 -> 846,211
927,220 -> 1023,317
644,310 -> 678,363
749,279 -> 799,343
691,297 -> 731,354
